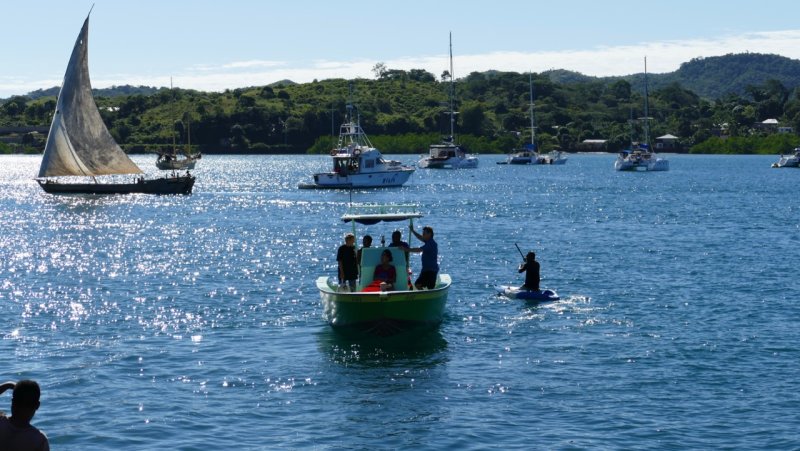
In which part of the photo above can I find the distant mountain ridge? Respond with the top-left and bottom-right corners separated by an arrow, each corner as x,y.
545,53 -> 800,99
5,53 -> 800,102
20,85 -> 167,101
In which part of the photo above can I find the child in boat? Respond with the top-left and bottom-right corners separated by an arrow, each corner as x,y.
518,251 -> 540,291
337,233 -> 358,292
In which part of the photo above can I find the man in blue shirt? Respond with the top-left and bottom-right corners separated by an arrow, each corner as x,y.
405,225 -> 439,289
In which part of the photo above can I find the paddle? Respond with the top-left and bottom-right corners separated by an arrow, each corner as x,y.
514,243 -> 526,262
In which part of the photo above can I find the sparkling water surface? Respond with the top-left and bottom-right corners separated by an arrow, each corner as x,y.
1,154 -> 798,450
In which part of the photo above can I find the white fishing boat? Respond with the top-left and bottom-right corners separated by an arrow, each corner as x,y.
614,58 -> 669,172
418,33 -> 479,170
317,204 -> 451,337
35,11 -> 194,195
299,104 -> 414,189
772,148 -> 800,168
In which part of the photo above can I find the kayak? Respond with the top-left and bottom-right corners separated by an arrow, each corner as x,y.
496,285 -> 559,301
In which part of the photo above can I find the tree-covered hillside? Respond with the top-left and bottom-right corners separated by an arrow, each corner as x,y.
3,53 -> 800,155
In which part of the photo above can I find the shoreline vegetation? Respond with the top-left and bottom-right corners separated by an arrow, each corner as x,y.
3,53 -> 800,156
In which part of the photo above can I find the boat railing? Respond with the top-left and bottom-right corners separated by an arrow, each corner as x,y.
345,203 -> 419,214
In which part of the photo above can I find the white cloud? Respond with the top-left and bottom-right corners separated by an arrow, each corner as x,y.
5,29 -> 800,97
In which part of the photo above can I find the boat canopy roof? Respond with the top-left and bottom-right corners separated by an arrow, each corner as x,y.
341,204 -> 423,225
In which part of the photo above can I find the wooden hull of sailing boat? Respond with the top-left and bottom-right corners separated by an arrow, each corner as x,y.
36,176 -> 195,195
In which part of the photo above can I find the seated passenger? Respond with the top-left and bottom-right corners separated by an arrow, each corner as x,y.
372,249 -> 397,291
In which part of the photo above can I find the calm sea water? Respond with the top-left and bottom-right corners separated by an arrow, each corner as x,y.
1,153 -> 798,450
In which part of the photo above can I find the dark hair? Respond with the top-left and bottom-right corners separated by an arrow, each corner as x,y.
391,230 -> 401,240
12,380 -> 40,406
381,249 -> 393,261
527,252 -> 536,261
422,226 -> 434,238
363,235 -> 373,245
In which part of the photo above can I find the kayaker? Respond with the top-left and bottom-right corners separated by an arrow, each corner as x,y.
518,251 -> 540,291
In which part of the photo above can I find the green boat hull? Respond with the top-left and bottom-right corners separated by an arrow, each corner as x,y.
317,275 -> 450,335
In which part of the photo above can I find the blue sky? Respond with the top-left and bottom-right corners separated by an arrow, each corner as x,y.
3,0 -> 800,97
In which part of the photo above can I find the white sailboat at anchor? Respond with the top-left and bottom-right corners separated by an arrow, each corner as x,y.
418,33 -> 478,170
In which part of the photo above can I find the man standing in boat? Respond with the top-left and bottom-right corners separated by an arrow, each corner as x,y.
388,230 -> 409,264
519,251 -> 540,291
337,233 -> 358,292
404,225 -> 439,290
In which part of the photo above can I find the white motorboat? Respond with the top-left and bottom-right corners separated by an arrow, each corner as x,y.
614,58 -> 669,172
299,105 -> 414,189
419,139 -> 479,169
418,33 -> 479,170
614,146 -> 669,171
772,148 -> 800,168
541,149 -> 568,165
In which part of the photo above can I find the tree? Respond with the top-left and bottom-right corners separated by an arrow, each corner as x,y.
372,62 -> 388,79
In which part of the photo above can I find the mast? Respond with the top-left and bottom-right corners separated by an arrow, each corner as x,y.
171,77 -> 176,155
643,57 -> 650,148
449,32 -> 455,141
529,72 -> 536,149
186,117 -> 191,155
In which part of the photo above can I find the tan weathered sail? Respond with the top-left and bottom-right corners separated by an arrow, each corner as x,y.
38,15 -> 141,178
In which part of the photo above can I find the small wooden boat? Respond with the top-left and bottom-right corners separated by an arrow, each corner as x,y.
496,285 -> 559,301
317,204 -> 451,336
156,152 -> 200,170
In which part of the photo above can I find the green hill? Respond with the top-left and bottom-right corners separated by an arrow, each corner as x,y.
3,53 -> 800,155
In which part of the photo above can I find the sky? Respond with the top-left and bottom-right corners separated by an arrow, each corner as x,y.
3,0 -> 800,98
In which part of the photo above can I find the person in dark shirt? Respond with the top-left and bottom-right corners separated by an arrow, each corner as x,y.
388,230 -> 409,264
337,233 -> 358,291
404,225 -> 439,290
356,234 -> 372,267
0,379 -> 50,451
518,251 -> 540,291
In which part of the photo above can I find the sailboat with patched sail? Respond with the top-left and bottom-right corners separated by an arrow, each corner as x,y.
35,12 -> 194,195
